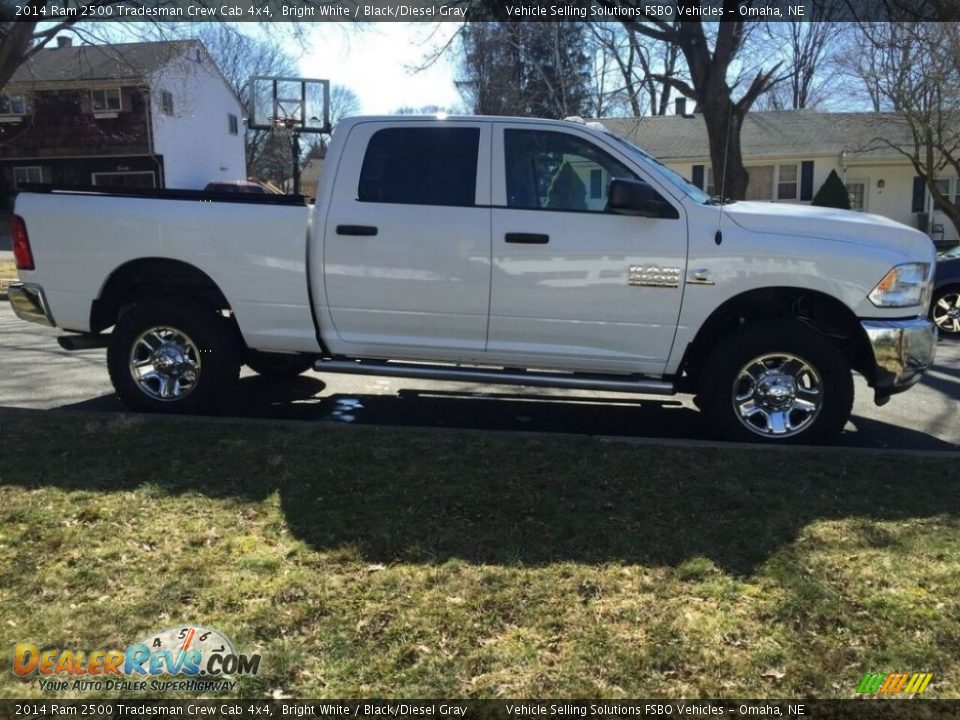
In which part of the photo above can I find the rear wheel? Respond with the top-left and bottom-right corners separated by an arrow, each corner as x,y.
698,321 -> 853,444
107,300 -> 240,413
931,286 -> 960,335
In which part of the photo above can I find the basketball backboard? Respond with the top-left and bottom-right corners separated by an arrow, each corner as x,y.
248,76 -> 330,133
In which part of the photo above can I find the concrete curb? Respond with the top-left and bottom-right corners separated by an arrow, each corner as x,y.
2,405 -> 958,459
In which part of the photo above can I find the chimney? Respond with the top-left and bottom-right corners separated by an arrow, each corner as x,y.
57,36 -> 72,48
675,98 -> 686,117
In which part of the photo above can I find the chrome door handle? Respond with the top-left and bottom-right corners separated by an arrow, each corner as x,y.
687,269 -> 715,285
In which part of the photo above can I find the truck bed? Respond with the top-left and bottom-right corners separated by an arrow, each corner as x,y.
19,183 -> 308,207
14,185 -> 320,354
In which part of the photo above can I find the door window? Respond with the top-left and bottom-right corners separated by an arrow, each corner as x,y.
504,129 -> 636,212
358,127 -> 479,207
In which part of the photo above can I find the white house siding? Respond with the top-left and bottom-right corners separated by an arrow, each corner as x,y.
149,51 -> 245,189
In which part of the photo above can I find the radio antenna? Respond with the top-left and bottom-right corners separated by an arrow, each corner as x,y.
714,102 -> 734,246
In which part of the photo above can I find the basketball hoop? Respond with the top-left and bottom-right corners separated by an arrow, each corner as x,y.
249,76 -> 331,135
248,76 -> 330,195
269,117 -> 302,130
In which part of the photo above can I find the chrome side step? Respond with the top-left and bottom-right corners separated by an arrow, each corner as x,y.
314,359 -> 675,395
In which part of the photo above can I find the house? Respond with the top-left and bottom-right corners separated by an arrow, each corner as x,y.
598,105 -> 960,247
0,38 -> 246,204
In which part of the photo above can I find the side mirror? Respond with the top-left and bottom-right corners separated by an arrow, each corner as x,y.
608,178 -> 675,218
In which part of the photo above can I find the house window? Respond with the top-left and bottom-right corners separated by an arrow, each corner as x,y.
160,90 -> 174,116
228,113 -> 239,135
0,93 -> 26,115
846,181 -> 866,211
932,178 -> 953,211
13,166 -> 43,188
708,164 -> 800,201
91,88 -> 121,112
777,164 -> 798,200
744,165 -> 775,201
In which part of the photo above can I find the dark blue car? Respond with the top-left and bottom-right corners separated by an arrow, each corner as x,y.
933,246 -> 960,336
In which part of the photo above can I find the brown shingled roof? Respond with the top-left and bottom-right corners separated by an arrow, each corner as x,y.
7,40 -> 201,86
598,110 -> 918,162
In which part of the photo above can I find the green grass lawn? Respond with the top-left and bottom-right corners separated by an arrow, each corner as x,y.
0,410 -> 958,699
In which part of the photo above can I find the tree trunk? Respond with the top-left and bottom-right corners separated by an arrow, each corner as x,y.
700,97 -> 749,199
665,20 -> 770,201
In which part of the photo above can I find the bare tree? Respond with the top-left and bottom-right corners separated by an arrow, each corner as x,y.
587,23 -> 682,117
756,16 -> 846,111
853,22 -> 960,236
329,84 -> 361,126
586,12 -> 781,200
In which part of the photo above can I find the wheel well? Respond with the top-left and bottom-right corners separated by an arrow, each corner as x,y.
680,287 -> 874,386
91,258 -> 230,333
934,282 -> 960,297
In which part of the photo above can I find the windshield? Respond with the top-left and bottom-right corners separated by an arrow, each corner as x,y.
604,133 -> 714,205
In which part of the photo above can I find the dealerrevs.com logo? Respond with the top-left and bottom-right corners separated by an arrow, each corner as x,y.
12,625 -> 261,693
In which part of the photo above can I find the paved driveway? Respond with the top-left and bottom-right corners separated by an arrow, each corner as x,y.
1,301 -> 957,450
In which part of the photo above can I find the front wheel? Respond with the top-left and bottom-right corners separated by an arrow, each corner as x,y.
698,321 -> 854,445
107,300 -> 241,413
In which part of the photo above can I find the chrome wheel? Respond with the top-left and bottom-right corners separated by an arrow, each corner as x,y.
732,353 -> 823,438
128,326 -> 202,401
932,292 -> 960,334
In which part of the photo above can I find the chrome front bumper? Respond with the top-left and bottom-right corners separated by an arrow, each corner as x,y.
861,317 -> 936,401
8,282 -> 55,327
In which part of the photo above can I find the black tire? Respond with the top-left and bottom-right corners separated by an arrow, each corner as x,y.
930,285 -> 960,336
698,320 -> 854,445
246,351 -> 314,379
107,300 -> 241,414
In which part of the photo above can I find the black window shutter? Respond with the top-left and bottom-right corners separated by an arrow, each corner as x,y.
800,161 -> 814,201
911,176 -> 926,212
691,164 -> 704,189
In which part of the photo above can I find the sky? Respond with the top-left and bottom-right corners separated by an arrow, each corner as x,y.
296,24 -> 462,114
90,21 -> 463,115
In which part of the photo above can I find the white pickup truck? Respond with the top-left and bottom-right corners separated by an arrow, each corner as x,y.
8,115 -> 937,443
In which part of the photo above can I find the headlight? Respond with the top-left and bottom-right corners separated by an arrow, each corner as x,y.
868,263 -> 931,308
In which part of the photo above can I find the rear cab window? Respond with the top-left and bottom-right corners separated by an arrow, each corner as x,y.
357,127 -> 481,207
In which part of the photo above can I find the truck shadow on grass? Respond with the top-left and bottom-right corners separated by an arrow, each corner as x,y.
57,373 -> 960,451
2,404 -> 959,576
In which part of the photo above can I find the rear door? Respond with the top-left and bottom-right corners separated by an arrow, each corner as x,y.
487,123 -> 687,375
322,121 -> 492,358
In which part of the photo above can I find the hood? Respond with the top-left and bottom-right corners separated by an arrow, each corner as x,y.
723,201 -> 935,261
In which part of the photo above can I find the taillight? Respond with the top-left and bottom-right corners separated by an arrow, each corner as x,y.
11,214 -> 34,271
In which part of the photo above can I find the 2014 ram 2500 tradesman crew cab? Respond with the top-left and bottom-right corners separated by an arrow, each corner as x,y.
8,115 -> 938,443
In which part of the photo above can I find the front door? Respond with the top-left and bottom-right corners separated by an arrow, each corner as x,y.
322,121 -> 492,358
487,124 -> 687,375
